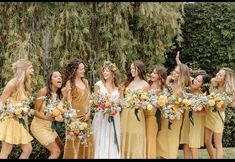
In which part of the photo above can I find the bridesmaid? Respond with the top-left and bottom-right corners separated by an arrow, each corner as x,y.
120,60 -> 150,159
156,63 -> 191,159
30,71 -> 67,159
180,73 -> 211,159
0,59 -> 34,159
92,61 -> 121,159
62,59 -> 94,159
204,68 -> 235,159
145,66 -> 167,159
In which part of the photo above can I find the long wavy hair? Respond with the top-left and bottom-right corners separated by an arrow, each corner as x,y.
11,59 -> 32,100
171,64 -> 191,96
221,67 -> 235,96
100,61 -> 120,88
124,60 -> 147,88
46,71 -> 62,104
62,58 -> 86,89
149,66 -> 167,90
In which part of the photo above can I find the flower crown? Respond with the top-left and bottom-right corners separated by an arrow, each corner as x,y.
103,61 -> 117,72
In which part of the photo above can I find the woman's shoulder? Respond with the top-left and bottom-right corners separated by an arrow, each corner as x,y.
36,87 -> 48,98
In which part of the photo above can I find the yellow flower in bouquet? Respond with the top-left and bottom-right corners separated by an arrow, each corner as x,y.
208,99 -> 216,107
177,97 -> 182,104
21,107 -> 29,114
78,122 -> 88,131
15,108 -> 22,116
52,108 -> 61,117
157,95 -> 168,107
140,92 -> 148,101
216,100 -> 224,109
55,114 -> 63,122
147,104 -> 153,111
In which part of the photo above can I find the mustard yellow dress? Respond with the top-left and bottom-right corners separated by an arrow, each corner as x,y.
204,109 -> 225,133
0,95 -> 33,145
30,100 -> 58,146
121,89 -> 146,159
145,108 -> 158,159
156,117 -> 182,159
63,79 -> 94,159
180,109 -> 205,148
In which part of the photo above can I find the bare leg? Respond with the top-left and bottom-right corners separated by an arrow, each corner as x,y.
204,127 -> 215,159
191,148 -> 199,159
183,144 -> 190,159
214,132 -> 223,159
45,141 -> 61,159
0,142 -> 13,159
55,136 -> 64,152
19,143 -> 32,159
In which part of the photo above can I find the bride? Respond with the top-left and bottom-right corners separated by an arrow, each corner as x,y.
91,61 -> 121,159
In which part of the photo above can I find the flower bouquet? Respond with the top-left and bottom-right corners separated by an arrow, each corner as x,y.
0,96 -> 35,130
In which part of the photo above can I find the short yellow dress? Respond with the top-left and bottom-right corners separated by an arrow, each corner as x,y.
204,109 -> 225,133
63,79 -> 94,159
156,117 -> 182,159
30,100 -> 58,146
145,108 -> 158,159
180,108 -> 205,148
0,95 -> 33,145
121,89 -> 146,159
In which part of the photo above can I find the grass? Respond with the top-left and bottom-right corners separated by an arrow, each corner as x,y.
177,147 -> 235,159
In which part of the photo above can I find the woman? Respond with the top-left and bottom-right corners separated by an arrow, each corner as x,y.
0,59 -> 34,159
30,71 -> 68,159
62,58 -> 94,159
92,61 -> 121,159
145,66 -> 167,159
180,73 -> 211,159
156,63 -> 191,159
121,60 -> 150,159
204,68 -> 235,159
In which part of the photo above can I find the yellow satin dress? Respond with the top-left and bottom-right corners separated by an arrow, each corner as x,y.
0,94 -> 33,144
145,108 -> 158,159
120,88 -> 146,159
156,117 -> 182,159
30,100 -> 58,146
180,108 -> 205,148
204,110 -> 225,133
63,79 -> 94,159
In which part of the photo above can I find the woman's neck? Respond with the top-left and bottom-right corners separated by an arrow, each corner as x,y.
51,85 -> 58,94
151,81 -> 161,90
133,76 -> 141,82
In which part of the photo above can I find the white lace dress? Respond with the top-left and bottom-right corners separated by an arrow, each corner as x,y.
92,80 -> 121,159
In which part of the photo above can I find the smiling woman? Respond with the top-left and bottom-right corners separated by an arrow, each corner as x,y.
0,59 -> 34,159
30,70 -> 66,159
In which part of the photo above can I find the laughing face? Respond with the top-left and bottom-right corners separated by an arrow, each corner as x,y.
51,71 -> 62,88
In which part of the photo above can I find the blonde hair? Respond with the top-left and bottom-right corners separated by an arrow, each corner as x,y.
221,67 -> 235,96
174,64 -> 191,96
11,59 -> 32,100
100,61 -> 120,87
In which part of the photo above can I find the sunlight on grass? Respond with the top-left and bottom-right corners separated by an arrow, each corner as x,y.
177,147 -> 235,159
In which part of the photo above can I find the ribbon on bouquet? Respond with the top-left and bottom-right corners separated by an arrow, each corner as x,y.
212,107 -> 225,124
189,109 -> 194,126
108,116 -> 119,153
134,109 -> 140,122
18,117 -> 29,131
155,108 -> 162,131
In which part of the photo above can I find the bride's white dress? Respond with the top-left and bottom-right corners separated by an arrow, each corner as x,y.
92,80 -> 121,159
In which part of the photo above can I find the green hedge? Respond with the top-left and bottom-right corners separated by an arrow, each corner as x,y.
180,2 -> 235,75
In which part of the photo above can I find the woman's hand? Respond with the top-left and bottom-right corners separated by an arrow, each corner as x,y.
81,112 -> 90,122
45,113 -> 55,121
